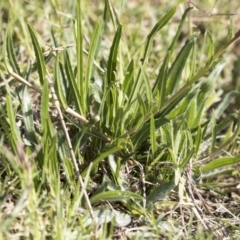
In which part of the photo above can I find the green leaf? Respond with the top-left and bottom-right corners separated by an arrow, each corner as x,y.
204,111 -> 240,161
161,58 -> 225,115
6,94 -> 21,144
6,24 -> 22,75
129,8 -> 176,103
86,19 -> 105,84
76,0 -> 85,115
179,147 -> 195,169
169,7 -> 193,52
201,156 -> 240,173
54,54 -> 67,109
150,114 -> 157,155
171,130 -> 181,159
142,8 -> 176,65
156,88 -> 191,118
21,86 -> 38,145
81,147 -> 121,177
153,51 -> 171,108
90,190 -> 143,204
166,35 -> 196,95
103,0 -> 118,28
204,113 -> 236,141
123,59 -> 134,97
41,80 -> 50,124
141,65 -> 153,106
64,50 -> 82,113
28,24 -> 46,85
107,25 -> 122,85
194,126 -> 202,155
210,111 -> 217,153
206,30 -> 215,65
131,117 -> 169,147
186,89 -> 207,129
153,7 -> 193,103
167,89 -> 198,120
147,180 -> 175,204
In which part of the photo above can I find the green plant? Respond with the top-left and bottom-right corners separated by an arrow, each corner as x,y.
1,0 -> 240,239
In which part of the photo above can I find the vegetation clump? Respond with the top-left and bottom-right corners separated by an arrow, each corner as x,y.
1,0 -> 240,239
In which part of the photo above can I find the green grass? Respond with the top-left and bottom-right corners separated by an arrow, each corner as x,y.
1,0 -> 240,239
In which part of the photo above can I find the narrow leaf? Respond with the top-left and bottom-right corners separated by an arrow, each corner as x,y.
54,54 -> 67,109
206,30 -> 215,65
150,113 -> 157,155
21,86 -> 38,145
130,8 -> 176,103
76,0 -> 85,114
210,111 -> 217,153
147,180 -> 175,204
90,190 -> 143,204
86,19 -> 105,84
166,35 -> 196,94
28,24 -> 46,85
6,25 -> 21,75
194,126 -> 202,155
64,50 -> 82,113
107,25 -> 122,84
153,7 -> 193,101
179,147 -> 195,169
6,94 -> 21,144
132,117 -> 169,147
81,147 -> 121,177
202,156 -> 240,173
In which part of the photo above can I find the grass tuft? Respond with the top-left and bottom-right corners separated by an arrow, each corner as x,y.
1,0 -> 240,239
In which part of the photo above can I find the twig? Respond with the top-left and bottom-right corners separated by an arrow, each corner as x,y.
46,71 -> 96,222
65,107 -> 111,142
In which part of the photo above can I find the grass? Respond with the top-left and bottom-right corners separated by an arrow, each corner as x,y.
1,0 -> 240,239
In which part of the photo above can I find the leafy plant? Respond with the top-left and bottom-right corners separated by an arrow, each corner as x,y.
1,0 -> 240,239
